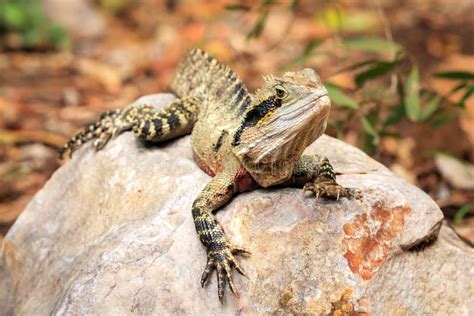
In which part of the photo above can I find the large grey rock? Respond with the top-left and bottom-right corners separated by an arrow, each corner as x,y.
1,94 -> 472,315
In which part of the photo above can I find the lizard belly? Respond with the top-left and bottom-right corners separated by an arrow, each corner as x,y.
191,120 -> 227,176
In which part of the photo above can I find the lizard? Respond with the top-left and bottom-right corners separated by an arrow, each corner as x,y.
59,48 -> 361,303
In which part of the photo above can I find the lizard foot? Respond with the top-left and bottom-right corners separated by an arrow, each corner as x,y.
201,244 -> 250,303
58,109 -> 132,159
303,180 -> 362,200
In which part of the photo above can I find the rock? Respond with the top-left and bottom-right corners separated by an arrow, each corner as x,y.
1,94 -> 472,315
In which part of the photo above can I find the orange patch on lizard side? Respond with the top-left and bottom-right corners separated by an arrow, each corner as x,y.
342,204 -> 411,280
233,167 -> 258,192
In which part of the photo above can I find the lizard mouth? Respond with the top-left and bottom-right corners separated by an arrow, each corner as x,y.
236,92 -> 331,161
270,93 -> 330,126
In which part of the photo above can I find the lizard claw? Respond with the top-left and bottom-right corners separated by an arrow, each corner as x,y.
303,181 -> 362,200
230,244 -> 251,256
58,109 -> 133,159
201,245 -> 249,303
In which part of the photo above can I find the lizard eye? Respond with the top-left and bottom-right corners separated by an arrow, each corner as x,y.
274,85 -> 288,99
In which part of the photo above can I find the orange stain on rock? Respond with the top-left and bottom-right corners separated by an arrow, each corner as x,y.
343,204 -> 411,280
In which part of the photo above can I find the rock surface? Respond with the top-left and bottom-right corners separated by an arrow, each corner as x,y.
1,94 -> 473,315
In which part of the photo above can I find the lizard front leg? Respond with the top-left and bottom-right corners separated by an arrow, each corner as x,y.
59,96 -> 199,158
192,171 -> 249,303
288,155 -> 362,200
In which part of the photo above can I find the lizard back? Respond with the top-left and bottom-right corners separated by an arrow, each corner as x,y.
170,48 -> 252,118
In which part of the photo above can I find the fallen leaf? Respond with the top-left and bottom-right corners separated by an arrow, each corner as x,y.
0,130 -> 67,148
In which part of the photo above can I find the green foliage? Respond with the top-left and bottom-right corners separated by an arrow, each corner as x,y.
0,0 -> 69,50
435,71 -> 474,80
246,10 -> 269,40
454,204 -> 472,225
227,0 -> 299,40
344,37 -> 402,54
404,66 -> 420,121
325,84 -> 359,109
97,0 -> 136,14
225,4 -> 251,12
354,60 -> 399,87
435,71 -> 474,108
284,39 -> 323,70
420,95 -> 441,122
229,3 -> 473,155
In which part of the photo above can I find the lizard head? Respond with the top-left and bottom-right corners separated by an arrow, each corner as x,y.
231,68 -> 331,187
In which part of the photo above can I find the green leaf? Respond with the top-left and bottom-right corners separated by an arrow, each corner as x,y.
454,204 -> 472,225
246,10 -> 269,40
420,95 -> 441,121
290,0 -> 299,11
48,24 -> 70,49
225,4 -> 251,11
434,71 -> 474,81
325,84 -> 359,109
319,7 -> 344,32
383,104 -> 404,127
459,84 -> 474,108
302,39 -> 323,56
3,3 -> 26,29
337,59 -> 378,73
449,81 -> 467,95
344,37 -> 402,54
354,61 -> 397,87
404,66 -> 420,121
430,113 -> 452,126
360,117 -> 378,138
362,134 -> 377,154
283,39 -> 323,70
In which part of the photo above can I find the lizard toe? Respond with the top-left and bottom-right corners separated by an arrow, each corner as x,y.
201,245 -> 248,303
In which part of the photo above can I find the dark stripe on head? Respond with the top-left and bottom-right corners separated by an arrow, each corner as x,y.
232,96 -> 282,146
214,130 -> 228,152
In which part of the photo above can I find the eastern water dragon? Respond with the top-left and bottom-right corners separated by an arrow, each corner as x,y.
59,48 -> 361,303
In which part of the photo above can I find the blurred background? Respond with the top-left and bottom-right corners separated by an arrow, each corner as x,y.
0,0 -> 473,243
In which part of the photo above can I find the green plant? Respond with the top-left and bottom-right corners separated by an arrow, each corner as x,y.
0,0 -> 69,50
226,3 -> 473,155
226,0 -> 299,41
454,204 -> 472,225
